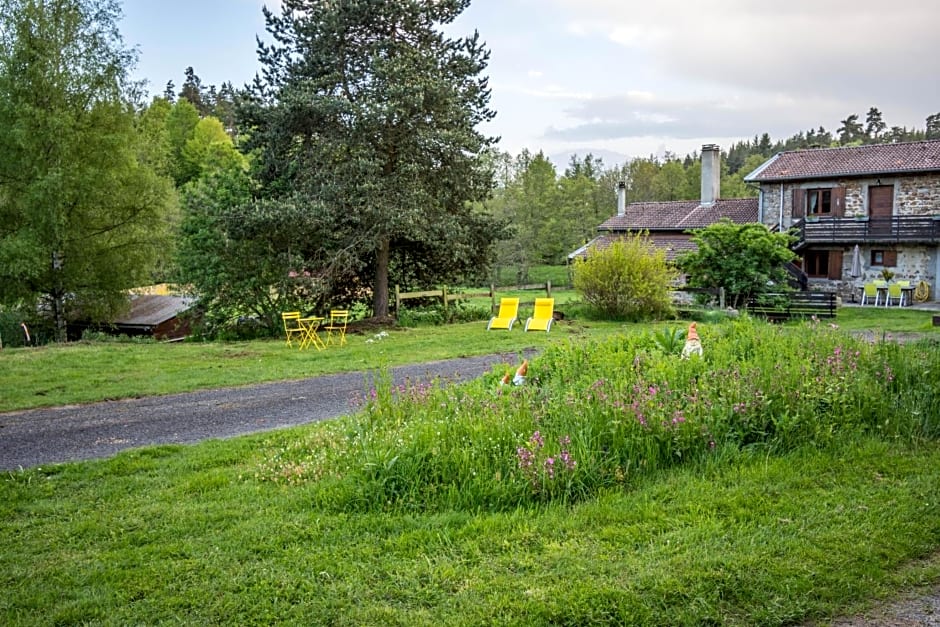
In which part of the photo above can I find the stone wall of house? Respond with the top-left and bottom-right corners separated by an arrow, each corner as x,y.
895,175 -> 940,215
760,174 -> 940,225
830,245 -> 938,303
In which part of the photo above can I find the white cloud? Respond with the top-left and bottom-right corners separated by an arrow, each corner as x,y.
503,0 -> 940,156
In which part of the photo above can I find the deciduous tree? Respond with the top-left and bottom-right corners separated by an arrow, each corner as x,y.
676,220 -> 796,309
0,0 -> 176,341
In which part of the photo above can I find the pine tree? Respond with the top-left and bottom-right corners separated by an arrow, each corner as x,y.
242,0 -> 503,317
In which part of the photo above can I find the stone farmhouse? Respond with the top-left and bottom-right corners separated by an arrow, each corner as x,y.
744,140 -> 940,302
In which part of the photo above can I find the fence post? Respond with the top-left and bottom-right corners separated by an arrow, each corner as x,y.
546,279 -> 552,298
719,287 -> 725,309
490,284 -> 496,312
442,286 -> 448,314
395,285 -> 401,317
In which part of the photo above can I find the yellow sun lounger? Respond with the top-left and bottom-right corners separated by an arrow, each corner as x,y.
524,298 -> 554,332
487,297 -> 519,331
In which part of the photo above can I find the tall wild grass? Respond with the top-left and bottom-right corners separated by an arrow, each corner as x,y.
254,317 -> 939,512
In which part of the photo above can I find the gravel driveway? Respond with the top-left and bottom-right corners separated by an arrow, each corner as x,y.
0,352 -> 528,471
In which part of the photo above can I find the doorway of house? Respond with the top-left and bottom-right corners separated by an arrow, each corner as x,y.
869,185 -> 893,235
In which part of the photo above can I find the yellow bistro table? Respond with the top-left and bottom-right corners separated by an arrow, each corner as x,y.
299,316 -> 326,350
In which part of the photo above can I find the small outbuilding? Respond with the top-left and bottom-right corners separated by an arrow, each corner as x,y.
108,294 -> 196,340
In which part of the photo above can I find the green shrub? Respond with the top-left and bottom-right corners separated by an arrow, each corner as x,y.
572,234 -> 677,321
397,302 -> 490,327
0,306 -> 53,347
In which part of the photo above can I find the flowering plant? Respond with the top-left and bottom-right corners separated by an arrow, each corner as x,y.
880,268 -> 895,282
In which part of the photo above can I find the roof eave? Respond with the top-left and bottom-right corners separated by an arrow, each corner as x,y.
749,165 -> 940,183
742,153 -> 780,182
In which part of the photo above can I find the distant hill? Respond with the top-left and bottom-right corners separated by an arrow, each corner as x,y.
548,148 -> 630,172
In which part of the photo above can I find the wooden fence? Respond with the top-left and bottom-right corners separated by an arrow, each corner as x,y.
394,282 -> 558,317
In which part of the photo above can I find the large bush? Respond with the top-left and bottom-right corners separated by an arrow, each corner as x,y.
572,234 -> 677,320
677,219 -> 796,308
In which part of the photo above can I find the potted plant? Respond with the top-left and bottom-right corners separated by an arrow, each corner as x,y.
880,268 -> 895,283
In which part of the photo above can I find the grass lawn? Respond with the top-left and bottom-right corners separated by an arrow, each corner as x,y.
2,435 -> 939,625
2,306 -> 939,624
830,304 -> 940,334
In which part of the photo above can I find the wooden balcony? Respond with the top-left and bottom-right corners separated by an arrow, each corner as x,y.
792,215 -> 940,249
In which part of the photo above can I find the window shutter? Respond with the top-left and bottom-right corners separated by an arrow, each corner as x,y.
827,250 -> 843,280
792,188 -> 805,219
883,250 -> 898,267
832,186 -> 846,217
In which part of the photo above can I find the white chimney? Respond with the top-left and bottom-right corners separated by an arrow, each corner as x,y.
617,181 -> 626,216
700,144 -> 721,206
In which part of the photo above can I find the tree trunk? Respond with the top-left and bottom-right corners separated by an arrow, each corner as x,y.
52,251 -> 66,343
372,235 -> 390,318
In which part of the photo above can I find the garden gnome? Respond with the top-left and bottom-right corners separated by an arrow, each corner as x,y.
499,370 -> 512,386
681,322 -> 703,359
512,359 -> 528,385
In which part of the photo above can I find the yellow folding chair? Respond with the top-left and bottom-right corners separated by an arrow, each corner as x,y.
860,283 -> 879,306
281,312 -> 307,348
323,309 -> 349,346
524,298 -> 555,332
487,297 -> 519,331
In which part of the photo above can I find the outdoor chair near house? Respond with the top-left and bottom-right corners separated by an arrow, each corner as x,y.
885,283 -> 905,307
487,297 -> 519,331
281,311 -> 307,348
860,283 -> 879,306
323,309 -> 349,346
524,298 -> 555,332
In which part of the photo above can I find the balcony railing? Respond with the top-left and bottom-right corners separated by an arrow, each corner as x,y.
793,215 -> 940,248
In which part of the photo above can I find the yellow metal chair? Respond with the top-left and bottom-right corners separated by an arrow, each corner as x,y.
524,298 -> 555,332
487,297 -> 519,331
860,283 -> 879,306
323,309 -> 349,346
885,282 -> 905,307
281,312 -> 307,348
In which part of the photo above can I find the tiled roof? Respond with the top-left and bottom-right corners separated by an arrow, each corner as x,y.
114,295 -> 193,328
597,197 -> 758,232
745,139 -> 940,182
568,234 -> 698,262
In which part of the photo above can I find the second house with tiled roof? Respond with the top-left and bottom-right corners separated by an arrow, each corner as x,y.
570,144 -> 758,262
745,139 -> 940,303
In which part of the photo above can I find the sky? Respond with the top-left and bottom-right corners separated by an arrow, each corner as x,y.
120,0 -> 940,165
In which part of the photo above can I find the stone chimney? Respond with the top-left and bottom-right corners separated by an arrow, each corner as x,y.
617,181 -> 626,216
700,144 -> 721,206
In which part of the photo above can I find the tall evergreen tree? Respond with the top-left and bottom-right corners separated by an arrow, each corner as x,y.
242,0 -> 502,317
837,114 -> 864,145
865,106 -> 886,142
179,66 -> 208,115
926,113 -> 940,140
